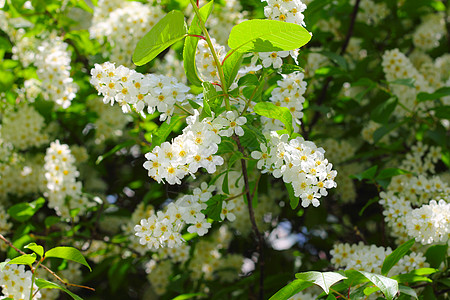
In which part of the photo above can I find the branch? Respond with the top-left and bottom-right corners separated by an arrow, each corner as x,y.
0,233 -> 95,292
305,0 -> 362,139
233,136 -> 265,300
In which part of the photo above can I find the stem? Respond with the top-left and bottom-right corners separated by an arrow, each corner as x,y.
233,136 -> 265,300
188,0 -> 230,109
306,0 -> 361,138
30,260 -> 43,300
187,34 -> 206,40
0,234 -> 95,292
330,288 -> 350,300
175,103 -> 194,115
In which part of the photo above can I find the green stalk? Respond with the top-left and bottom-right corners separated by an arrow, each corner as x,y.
188,0 -> 231,110
29,260 -> 42,300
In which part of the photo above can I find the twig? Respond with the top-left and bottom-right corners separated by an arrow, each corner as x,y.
0,233 -> 95,292
233,136 -> 265,300
306,0 -> 362,138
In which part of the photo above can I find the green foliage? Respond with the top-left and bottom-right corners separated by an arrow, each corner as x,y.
151,115 -> 186,149
357,271 -> 398,300
133,10 -> 188,66
6,253 -> 36,266
45,246 -> 92,271
183,0 -> 214,86
254,102 -> 293,134
222,50 -> 244,90
228,19 -> 311,53
381,239 -> 415,276
7,197 -> 45,222
269,279 -> 313,300
295,271 -> 346,294
35,279 -> 84,300
25,242 -> 44,257
202,194 -> 226,221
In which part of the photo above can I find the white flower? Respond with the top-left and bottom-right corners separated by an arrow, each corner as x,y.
259,51 -> 290,68
187,215 -> 211,236
220,201 -> 236,222
218,111 -> 247,137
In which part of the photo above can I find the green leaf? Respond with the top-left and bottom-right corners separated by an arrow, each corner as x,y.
228,19 -> 311,53
392,268 -> 438,284
281,64 -> 304,74
238,74 -> 259,86
359,197 -> 379,216
223,50 -> 244,89
133,10 -> 188,66
7,197 -> 45,222
96,140 -> 135,164
222,171 -> 230,195
433,105 -> 450,119
381,239 -> 415,276
268,279 -> 313,300
7,253 -> 36,266
375,168 -> 410,180
417,87 -> 450,102
202,194 -> 226,221
172,293 -> 207,300
358,271 -> 398,300
319,50 -> 347,71
0,36 -> 12,51
254,102 -> 293,134
202,81 -> 222,114
45,216 -> 60,228
70,0 -> 93,13
363,286 -> 379,296
35,279 -> 83,300
398,285 -> 418,299
45,246 -> 92,272
183,1 -> 214,86
286,183 -> 299,209
295,271 -> 346,294
388,78 -> 415,88
151,115 -> 185,149
425,244 -> 448,268
25,243 -> 44,257
373,122 -> 403,144
371,97 -> 397,124
350,165 -> 378,181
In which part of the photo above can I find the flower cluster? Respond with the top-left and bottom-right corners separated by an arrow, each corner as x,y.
406,199 -> 450,245
251,132 -> 337,207
35,35 -> 78,109
44,140 -> 91,219
207,0 -> 247,46
413,14 -> 445,51
0,155 -> 45,202
357,0 -> 389,25
330,242 -> 428,275
0,104 -> 48,150
143,110 -> 247,185
382,48 -> 432,116
134,183 -> 216,249
195,39 -> 226,85
399,142 -> 441,174
90,62 -> 190,121
0,261 -> 41,299
256,0 -> 309,70
269,72 -> 307,122
90,0 -> 164,66
263,0 -> 307,26
186,227 -> 243,282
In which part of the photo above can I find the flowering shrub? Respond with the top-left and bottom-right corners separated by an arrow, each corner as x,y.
0,0 -> 449,299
